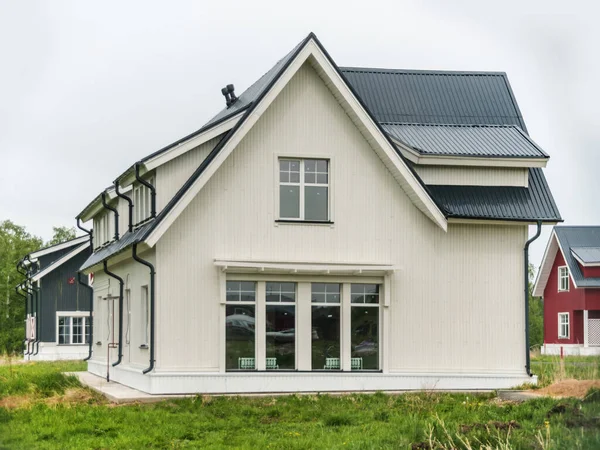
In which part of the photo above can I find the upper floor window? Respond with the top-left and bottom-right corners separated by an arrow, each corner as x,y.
133,177 -> 154,226
93,211 -> 113,249
558,312 -> 569,339
279,159 -> 329,221
558,266 -> 569,292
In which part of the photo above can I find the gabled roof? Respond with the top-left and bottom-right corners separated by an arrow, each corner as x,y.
383,124 -> 547,159
339,67 -> 527,131
31,242 -> 90,282
430,168 -> 561,222
28,236 -> 89,260
533,226 -> 600,296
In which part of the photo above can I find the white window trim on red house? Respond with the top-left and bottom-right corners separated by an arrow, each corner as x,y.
558,312 -> 570,339
558,266 -> 569,292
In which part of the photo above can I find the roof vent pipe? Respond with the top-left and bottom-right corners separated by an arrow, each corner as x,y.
221,84 -> 238,108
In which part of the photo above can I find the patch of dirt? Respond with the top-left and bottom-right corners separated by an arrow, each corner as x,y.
0,395 -> 34,409
535,379 -> 600,398
411,442 -> 432,450
0,388 -> 102,410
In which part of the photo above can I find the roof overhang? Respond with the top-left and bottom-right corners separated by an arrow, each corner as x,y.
571,250 -> 600,267
448,218 -> 560,226
143,36 -> 448,248
390,137 -> 548,168
215,259 -> 396,276
31,243 -> 90,282
28,236 -> 89,260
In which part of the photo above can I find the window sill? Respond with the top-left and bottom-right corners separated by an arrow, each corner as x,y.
139,344 -> 149,350
275,220 -> 334,226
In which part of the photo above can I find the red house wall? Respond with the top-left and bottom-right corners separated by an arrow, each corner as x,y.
581,265 -> 600,278
543,251 -> 585,344
543,251 -> 600,344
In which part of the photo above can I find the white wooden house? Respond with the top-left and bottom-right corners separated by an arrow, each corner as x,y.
76,33 -> 561,394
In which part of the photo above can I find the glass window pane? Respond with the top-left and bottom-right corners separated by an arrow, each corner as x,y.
305,173 -> 316,184
351,306 -> 379,370
305,160 -> 316,173
316,160 -> 328,173
290,172 -> 300,183
289,160 -> 300,172
317,174 -> 328,184
226,281 -> 255,302
280,186 -> 300,219
312,292 -> 325,303
266,305 -> 295,370
85,318 -> 91,344
73,317 -> 83,344
280,172 -> 290,183
280,160 -> 289,171
226,305 -> 255,370
312,305 -> 340,370
58,317 -> 70,344
305,186 -> 328,221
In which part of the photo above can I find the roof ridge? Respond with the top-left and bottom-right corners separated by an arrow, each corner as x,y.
340,66 -> 507,76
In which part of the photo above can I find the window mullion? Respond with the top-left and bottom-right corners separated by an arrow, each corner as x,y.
300,160 -> 305,220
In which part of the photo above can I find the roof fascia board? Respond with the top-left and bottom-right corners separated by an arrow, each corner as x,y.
144,39 -> 447,247
532,230 -> 558,297
31,243 -> 89,282
448,218 -> 559,226
389,137 -> 548,168
143,112 -> 243,172
29,236 -> 89,259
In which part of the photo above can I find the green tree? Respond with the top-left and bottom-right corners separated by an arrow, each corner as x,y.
0,221 -> 43,354
46,226 -> 77,247
528,263 -> 544,348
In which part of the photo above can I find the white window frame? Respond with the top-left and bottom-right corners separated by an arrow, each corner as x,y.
278,158 -> 330,222
558,266 -> 569,292
311,283 -> 342,370
349,283 -> 381,371
56,312 -> 91,345
558,312 -> 570,339
225,281 -> 257,371
265,282 -> 298,370
140,285 -> 150,347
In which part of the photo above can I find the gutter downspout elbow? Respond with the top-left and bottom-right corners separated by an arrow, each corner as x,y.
114,181 -> 133,232
132,243 -> 156,374
103,261 -> 124,367
135,163 -> 156,218
101,191 -> 119,242
524,220 -> 542,377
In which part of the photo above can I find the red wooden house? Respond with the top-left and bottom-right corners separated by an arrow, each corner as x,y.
534,226 -> 600,355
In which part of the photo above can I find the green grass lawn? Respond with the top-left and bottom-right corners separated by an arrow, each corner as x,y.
1,360 -> 600,449
530,355 -> 600,388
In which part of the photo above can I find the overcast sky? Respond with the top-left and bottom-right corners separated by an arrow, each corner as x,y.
1,0 -> 598,267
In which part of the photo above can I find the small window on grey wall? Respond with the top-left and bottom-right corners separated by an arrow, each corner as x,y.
279,158 -> 328,221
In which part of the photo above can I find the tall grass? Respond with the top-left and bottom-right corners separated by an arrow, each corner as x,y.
531,355 -> 600,387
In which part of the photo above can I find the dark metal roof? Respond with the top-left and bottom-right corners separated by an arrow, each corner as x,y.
554,227 -> 600,288
571,247 -> 600,264
79,223 -> 153,271
428,168 -> 561,222
340,67 -> 527,131
383,124 -> 547,158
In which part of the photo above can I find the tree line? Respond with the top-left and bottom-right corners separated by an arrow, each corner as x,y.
0,220 -> 76,354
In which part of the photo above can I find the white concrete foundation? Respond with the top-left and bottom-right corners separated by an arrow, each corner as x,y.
87,360 -> 536,395
25,342 -> 89,361
541,343 -> 600,356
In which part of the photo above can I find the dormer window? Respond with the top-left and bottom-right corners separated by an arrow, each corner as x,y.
133,177 -> 154,226
558,266 -> 569,292
93,211 -> 113,249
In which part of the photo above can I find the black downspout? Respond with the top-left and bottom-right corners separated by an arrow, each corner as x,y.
15,284 -> 29,355
103,261 -> 124,367
524,220 -> 542,376
135,163 -> 156,218
101,191 -> 119,242
24,256 -> 41,356
77,218 -> 94,361
132,244 -> 155,374
21,282 -> 34,357
114,181 -> 133,232
79,273 -> 94,361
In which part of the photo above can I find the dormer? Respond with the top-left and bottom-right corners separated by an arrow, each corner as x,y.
571,247 -> 600,278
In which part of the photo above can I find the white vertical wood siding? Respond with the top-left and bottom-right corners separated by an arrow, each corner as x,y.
156,135 -> 224,212
155,62 -> 527,374
413,165 -> 529,187
89,250 -> 154,369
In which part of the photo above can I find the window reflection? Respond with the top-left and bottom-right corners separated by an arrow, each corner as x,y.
226,305 -> 256,370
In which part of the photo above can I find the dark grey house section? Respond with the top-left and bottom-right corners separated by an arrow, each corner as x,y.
428,169 -> 561,222
340,68 -> 527,130
38,248 -> 92,342
554,227 -> 600,288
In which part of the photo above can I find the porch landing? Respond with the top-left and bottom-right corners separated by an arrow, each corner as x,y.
66,371 -> 194,404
